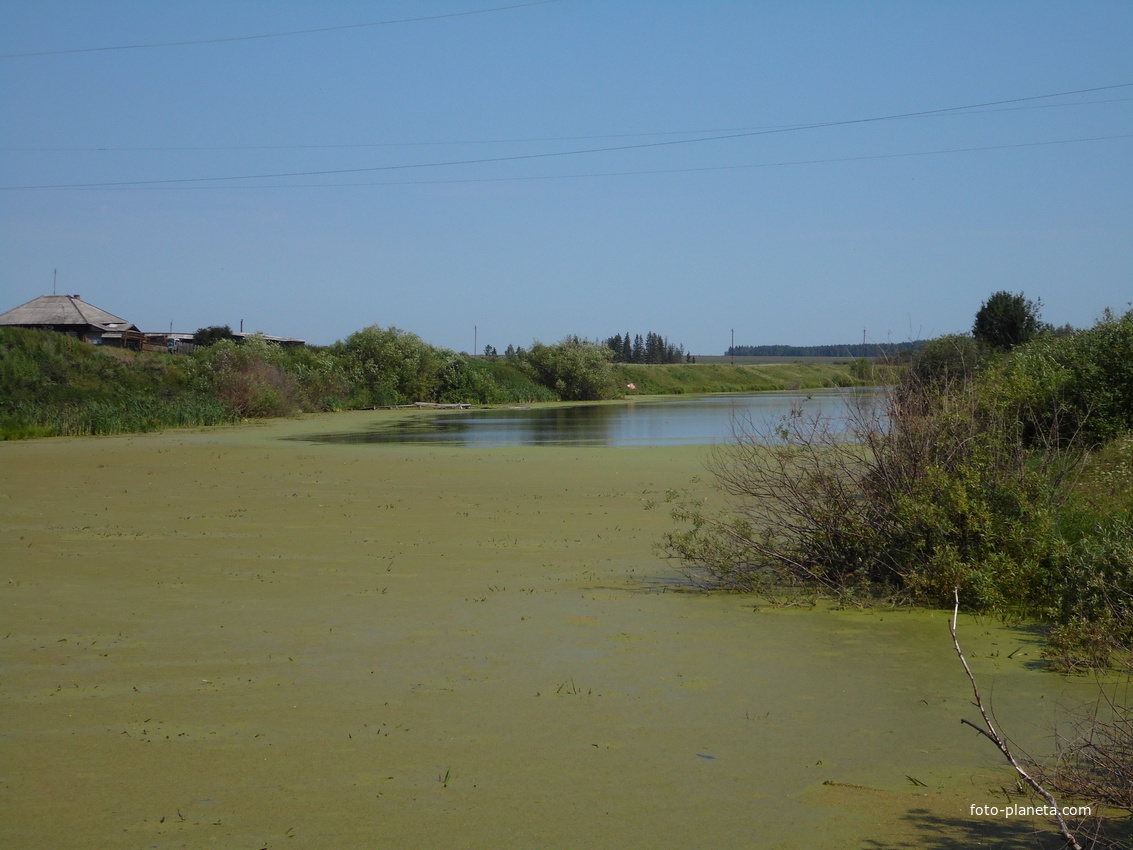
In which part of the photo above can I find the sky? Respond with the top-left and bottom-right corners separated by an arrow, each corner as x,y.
1,1 -> 1131,354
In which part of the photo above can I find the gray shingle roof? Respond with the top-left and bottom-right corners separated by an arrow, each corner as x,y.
0,295 -> 137,331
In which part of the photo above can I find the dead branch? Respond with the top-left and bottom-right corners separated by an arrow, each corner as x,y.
950,588 -> 1083,850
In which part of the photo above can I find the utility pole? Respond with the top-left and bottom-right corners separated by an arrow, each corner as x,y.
730,328 -> 734,365
474,325 -> 478,356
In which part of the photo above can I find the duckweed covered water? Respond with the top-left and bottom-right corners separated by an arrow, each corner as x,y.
0,410 -> 1102,848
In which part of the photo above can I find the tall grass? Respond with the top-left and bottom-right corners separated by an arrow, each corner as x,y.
1,396 -> 235,438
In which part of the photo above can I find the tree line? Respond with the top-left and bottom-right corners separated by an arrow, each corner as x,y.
603,331 -> 689,364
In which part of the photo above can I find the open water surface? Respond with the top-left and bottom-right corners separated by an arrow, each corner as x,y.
292,387 -> 882,448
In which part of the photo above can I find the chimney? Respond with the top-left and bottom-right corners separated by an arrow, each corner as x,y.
72,294 -> 81,300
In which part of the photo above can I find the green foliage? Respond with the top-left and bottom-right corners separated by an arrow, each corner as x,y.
192,324 -> 235,346
907,334 -> 986,387
334,325 -> 444,407
0,323 -> 575,438
519,337 -> 616,401
665,308 -> 1133,662
454,358 -> 558,404
973,290 -> 1043,350
987,307 -> 1133,447
0,326 -> 232,438
189,337 -> 304,418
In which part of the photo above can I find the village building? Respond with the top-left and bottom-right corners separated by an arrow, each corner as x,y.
0,294 -> 145,349
0,294 -> 305,351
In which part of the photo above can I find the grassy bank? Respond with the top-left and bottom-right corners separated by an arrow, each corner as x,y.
612,360 -> 871,394
1,326 -> 871,440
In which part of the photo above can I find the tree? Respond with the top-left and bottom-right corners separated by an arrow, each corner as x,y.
604,334 -> 625,362
973,291 -> 1043,350
192,325 -> 235,347
631,334 -> 645,363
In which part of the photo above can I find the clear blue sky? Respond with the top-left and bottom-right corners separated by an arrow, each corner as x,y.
2,1 -> 1130,353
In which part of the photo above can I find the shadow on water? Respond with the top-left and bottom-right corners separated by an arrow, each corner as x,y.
864,808 -> 1133,849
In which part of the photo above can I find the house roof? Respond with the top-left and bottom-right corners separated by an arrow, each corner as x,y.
0,295 -> 138,332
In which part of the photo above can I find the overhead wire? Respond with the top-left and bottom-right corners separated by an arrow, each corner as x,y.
35,134 -> 1132,190
3,83 -> 1130,190
0,0 -> 562,59
4,95 -> 1130,153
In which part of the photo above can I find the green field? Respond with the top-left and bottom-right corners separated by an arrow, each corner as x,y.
612,360 -> 870,394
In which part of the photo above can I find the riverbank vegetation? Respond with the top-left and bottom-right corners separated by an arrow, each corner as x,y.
666,299 -> 1133,844
0,324 -> 867,439
665,303 -> 1133,666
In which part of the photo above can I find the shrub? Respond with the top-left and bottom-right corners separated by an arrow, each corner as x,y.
519,337 -> 616,401
333,325 -> 446,407
907,333 -> 987,388
665,370 -> 1064,611
188,337 -> 305,418
664,309 -> 1133,636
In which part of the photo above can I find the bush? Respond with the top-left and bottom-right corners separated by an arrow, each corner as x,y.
665,370 -> 1063,611
907,333 -> 987,388
519,337 -> 616,401
664,309 -> 1133,641
189,337 -> 304,418
333,326 -> 445,407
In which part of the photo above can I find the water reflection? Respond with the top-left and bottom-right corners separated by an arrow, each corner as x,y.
290,388 -> 883,448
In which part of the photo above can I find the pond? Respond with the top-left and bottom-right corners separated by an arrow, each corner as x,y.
3,427 -> 1106,849
290,387 -> 883,448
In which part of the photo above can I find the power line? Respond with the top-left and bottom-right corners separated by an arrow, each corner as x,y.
5,96 -> 1129,154
3,83 -> 1130,190
0,0 -> 561,59
21,134 -> 1132,191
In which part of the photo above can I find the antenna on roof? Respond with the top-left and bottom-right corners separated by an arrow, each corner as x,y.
53,268 -> 57,295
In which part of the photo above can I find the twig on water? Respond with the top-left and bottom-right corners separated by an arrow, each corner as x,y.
950,588 -> 1082,850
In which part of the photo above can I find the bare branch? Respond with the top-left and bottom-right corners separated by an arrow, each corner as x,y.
950,588 -> 1083,850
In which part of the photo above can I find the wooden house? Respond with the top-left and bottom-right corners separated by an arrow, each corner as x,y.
0,294 -> 145,349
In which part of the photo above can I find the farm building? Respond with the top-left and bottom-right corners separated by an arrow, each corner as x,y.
0,294 -> 145,349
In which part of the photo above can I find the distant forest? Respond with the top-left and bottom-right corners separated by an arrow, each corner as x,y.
727,341 -> 927,358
